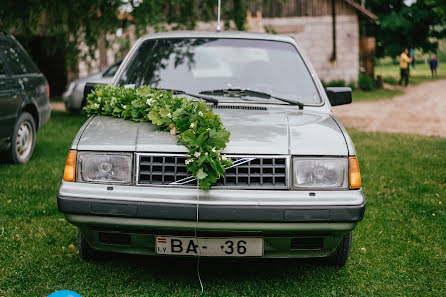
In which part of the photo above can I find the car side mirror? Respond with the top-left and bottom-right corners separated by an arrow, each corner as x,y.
83,82 -> 106,101
325,87 -> 352,106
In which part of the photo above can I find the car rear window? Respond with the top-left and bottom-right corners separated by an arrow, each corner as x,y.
0,38 -> 39,75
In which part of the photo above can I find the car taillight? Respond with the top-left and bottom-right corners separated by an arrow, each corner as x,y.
46,82 -> 50,98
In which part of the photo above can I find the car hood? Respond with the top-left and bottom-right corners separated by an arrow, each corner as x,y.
76,107 -> 348,156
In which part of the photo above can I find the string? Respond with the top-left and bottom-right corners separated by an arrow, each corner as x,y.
195,179 -> 204,293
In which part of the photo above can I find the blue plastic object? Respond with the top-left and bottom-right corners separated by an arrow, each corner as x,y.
48,290 -> 82,297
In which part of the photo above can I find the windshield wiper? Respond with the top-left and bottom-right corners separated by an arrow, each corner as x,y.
199,88 -> 304,109
153,88 -> 219,106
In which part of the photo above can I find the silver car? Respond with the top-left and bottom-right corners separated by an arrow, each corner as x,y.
63,60 -> 122,112
58,31 -> 365,266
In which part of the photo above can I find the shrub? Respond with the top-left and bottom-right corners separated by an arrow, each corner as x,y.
324,80 -> 346,88
358,74 -> 375,91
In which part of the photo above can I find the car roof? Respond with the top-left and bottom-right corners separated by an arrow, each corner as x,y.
139,30 -> 295,43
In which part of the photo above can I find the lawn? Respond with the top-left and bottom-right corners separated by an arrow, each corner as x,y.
352,88 -> 403,103
1,111 -> 445,296
375,63 -> 446,85
351,63 -> 445,103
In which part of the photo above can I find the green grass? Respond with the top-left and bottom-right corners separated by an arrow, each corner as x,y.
351,63 -> 444,102
352,88 -> 403,102
375,63 -> 446,85
1,112 -> 445,296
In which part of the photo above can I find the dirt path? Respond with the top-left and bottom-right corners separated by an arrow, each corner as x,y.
333,79 -> 446,138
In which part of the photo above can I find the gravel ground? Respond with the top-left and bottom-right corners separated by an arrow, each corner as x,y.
333,79 -> 446,138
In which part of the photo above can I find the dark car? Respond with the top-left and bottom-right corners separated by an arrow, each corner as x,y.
0,31 -> 51,163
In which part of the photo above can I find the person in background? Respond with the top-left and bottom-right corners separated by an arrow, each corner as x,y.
409,48 -> 415,68
429,55 -> 438,78
399,48 -> 413,86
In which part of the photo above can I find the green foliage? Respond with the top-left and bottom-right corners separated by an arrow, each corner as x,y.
84,85 -> 233,190
358,73 -> 375,91
348,81 -> 356,90
360,0 -> 446,57
321,80 -> 346,88
0,0 -> 251,67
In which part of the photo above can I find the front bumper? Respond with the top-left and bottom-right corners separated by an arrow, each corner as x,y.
58,182 -> 365,258
58,195 -> 365,223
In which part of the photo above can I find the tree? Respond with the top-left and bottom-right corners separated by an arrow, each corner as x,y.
0,0 -> 249,68
359,0 -> 446,57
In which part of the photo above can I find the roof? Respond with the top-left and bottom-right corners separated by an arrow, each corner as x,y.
343,0 -> 378,22
140,30 -> 296,43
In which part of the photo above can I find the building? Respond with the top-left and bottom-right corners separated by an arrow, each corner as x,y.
74,0 -> 377,89
246,0 -> 378,84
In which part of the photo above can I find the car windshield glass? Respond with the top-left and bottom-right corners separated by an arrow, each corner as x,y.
118,38 -> 321,104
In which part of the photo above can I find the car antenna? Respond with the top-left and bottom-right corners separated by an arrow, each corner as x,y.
216,0 -> 221,32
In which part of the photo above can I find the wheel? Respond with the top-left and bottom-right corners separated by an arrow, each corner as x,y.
78,228 -> 99,261
325,232 -> 352,266
8,112 -> 36,164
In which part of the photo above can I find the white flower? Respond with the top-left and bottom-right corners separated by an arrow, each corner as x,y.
222,155 -> 228,161
97,97 -> 101,102
146,98 -> 153,106
194,151 -> 201,158
198,111 -> 204,117
211,147 -> 217,153
167,112 -> 172,118
94,103 -> 100,108
123,105 -> 127,110
185,158 -> 193,165
205,152 -> 208,156
190,122 -> 195,128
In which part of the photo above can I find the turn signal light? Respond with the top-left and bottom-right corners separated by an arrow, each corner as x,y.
349,156 -> 361,189
63,150 -> 77,182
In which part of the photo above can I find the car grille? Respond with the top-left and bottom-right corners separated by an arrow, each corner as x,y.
136,154 -> 289,189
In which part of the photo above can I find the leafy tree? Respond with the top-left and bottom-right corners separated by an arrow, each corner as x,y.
0,0 -> 249,68
359,0 -> 446,57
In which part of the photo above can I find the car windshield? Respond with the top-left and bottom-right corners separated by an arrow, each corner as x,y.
118,38 -> 321,104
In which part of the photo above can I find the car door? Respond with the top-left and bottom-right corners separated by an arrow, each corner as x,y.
0,50 -> 23,140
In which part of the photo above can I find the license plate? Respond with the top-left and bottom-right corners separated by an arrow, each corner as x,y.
156,236 -> 263,257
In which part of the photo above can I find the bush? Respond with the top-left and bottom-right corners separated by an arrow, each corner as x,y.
358,74 -> 375,91
323,80 -> 346,88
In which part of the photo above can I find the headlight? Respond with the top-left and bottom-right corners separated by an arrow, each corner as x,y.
293,157 -> 348,189
77,152 -> 132,184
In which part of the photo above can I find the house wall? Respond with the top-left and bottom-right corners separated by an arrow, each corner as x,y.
262,14 -> 359,83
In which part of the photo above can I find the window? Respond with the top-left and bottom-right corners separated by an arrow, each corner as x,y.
119,38 -> 321,104
0,38 -> 39,75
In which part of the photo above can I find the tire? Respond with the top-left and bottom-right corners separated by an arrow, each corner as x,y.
78,229 -> 99,261
325,232 -> 352,266
8,112 -> 36,164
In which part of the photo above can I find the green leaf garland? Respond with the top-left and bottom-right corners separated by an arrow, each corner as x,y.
83,85 -> 233,190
